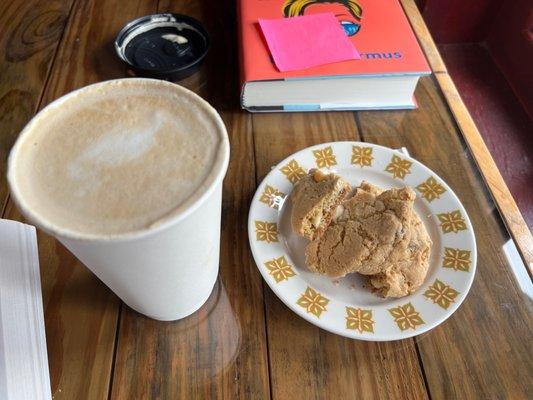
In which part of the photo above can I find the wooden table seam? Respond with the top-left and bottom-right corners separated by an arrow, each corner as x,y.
230,109 -> 273,399
353,108 -> 431,400
106,303 -> 123,400
414,340 -> 433,400
250,112 -> 275,400
1,195 -> 9,219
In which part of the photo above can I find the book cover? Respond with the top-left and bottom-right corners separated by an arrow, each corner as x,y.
238,0 -> 431,84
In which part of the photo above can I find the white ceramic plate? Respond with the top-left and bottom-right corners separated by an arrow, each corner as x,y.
248,142 -> 477,341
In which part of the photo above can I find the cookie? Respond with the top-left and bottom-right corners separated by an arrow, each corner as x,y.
305,182 -> 431,293
290,169 -> 350,240
368,211 -> 431,297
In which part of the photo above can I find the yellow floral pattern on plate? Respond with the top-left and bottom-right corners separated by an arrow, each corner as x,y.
345,307 -> 374,333
265,256 -> 296,283
385,154 -> 412,179
424,279 -> 459,310
259,185 -> 285,210
297,287 -> 330,318
248,143 -> 477,340
255,221 -> 278,243
437,210 -> 467,233
280,159 -> 306,184
416,176 -> 446,202
313,146 -> 337,168
351,146 -> 373,167
442,247 -> 471,272
388,302 -> 425,331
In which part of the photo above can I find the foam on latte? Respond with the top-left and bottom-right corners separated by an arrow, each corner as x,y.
8,79 -> 229,237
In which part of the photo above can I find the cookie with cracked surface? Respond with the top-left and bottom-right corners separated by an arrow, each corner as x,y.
305,182 -> 431,294
290,169 -> 350,240
368,210 -> 432,297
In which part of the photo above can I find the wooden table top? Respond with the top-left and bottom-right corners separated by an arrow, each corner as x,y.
1,0 -> 532,399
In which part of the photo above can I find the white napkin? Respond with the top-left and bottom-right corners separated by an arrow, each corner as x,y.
0,219 -> 51,400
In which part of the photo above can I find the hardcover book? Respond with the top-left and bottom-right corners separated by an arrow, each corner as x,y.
238,0 -> 431,111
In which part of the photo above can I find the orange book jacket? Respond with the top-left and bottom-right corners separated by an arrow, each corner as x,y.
238,0 -> 430,84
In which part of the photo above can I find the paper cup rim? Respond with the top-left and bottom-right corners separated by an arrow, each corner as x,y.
7,78 -> 230,243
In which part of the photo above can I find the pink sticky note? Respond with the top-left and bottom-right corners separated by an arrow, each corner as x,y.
258,13 -> 360,72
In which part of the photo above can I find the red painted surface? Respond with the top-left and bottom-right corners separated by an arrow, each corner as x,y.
486,0 -> 533,117
439,44 -> 533,230
421,0 -> 502,43
419,1 -> 532,229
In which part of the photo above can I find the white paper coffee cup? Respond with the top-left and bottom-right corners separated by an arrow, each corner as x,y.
7,79 -> 230,321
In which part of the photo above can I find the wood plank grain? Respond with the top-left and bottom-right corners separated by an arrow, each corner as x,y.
110,0 -> 271,398
39,0 -> 156,104
252,112 -> 429,400
0,0 -> 73,211
400,0 -> 533,273
357,76 -> 533,399
2,0 -> 157,398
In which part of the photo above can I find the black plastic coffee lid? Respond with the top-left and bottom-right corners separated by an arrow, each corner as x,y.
115,13 -> 210,81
